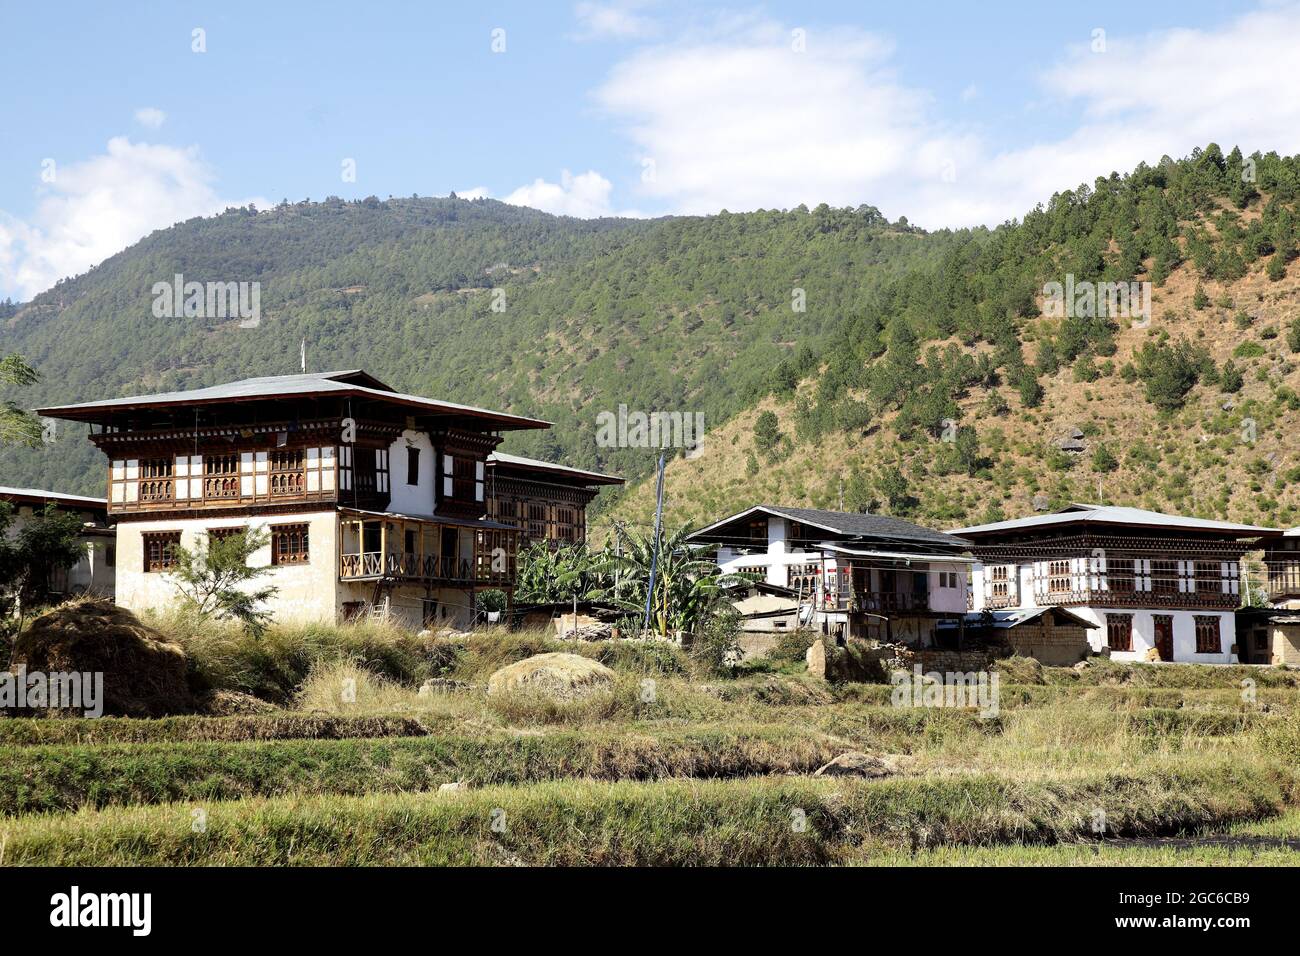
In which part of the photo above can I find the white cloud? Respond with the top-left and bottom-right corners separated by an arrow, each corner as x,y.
453,186 -> 491,200
0,137 -> 265,300
133,107 -> 166,129
503,169 -> 618,217
573,1 -> 659,41
592,5 -> 1300,228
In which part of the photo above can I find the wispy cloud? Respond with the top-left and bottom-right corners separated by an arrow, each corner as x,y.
133,107 -> 166,129
588,4 -> 1300,227
573,1 -> 659,41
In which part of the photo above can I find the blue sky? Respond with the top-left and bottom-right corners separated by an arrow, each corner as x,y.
1,0 -> 1294,299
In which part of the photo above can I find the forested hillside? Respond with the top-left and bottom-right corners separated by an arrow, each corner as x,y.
0,194 -> 936,498
6,144 -> 1300,534
602,144 -> 1300,536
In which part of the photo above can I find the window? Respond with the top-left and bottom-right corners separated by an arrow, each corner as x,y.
143,531 -> 181,572
1194,561 -> 1220,594
271,523 -> 310,565
406,447 -> 420,486
208,526 -> 244,544
269,450 -> 305,496
442,454 -> 483,502
1108,558 -> 1135,594
203,454 -> 240,499
1106,613 -> 1133,652
139,458 -> 174,502
988,565 -> 1011,601
1151,559 -> 1178,594
1048,560 -> 1071,595
938,571 -> 960,589
1194,615 -> 1222,654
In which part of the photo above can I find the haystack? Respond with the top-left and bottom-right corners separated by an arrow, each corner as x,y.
486,652 -> 615,701
9,599 -> 195,717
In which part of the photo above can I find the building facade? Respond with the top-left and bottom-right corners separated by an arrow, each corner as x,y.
0,486 -> 116,599
955,504 -> 1276,664
688,505 -> 973,645
40,370 -> 617,629
485,451 -> 622,548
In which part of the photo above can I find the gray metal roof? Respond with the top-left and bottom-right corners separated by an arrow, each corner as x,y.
952,503 -> 1277,538
689,504 -> 970,550
486,451 -> 623,484
37,370 -> 550,430
938,607 -> 1099,630
0,486 -> 107,507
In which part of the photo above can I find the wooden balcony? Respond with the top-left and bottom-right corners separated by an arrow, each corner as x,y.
339,552 -> 483,583
338,513 -> 516,588
830,590 -> 930,613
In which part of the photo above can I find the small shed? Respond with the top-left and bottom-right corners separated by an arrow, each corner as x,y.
938,607 -> 1096,666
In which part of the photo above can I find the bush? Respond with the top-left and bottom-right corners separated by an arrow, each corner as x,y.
689,607 -> 742,676
770,627 -> 817,664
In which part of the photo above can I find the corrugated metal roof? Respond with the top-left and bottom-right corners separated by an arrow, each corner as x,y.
952,503 -> 1277,537
689,504 -> 970,550
37,370 -> 550,430
487,451 -> 623,484
0,486 -> 107,507
937,607 -> 1099,629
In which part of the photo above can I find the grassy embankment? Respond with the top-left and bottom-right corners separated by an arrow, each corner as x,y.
1,612 -> 1297,866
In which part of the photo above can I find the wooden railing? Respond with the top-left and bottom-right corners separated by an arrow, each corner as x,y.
831,591 -> 929,612
339,551 -> 507,584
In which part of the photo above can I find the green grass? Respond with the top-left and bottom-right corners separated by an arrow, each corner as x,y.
1,764 -> 1286,866
0,727 -> 841,816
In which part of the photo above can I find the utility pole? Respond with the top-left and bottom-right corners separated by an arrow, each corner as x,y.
838,477 -> 844,512
642,453 -> 667,634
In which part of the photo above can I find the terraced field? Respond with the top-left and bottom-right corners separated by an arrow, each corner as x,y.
2,625 -> 1298,866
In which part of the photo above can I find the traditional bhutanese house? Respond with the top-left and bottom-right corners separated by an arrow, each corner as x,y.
687,505 -> 973,645
38,370 -> 618,629
1240,528 -> 1300,665
955,503 -> 1281,664
0,486 -> 116,599
936,608 -> 1097,666
484,451 -> 623,548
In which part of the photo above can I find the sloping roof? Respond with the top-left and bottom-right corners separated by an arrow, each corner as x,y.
37,370 -> 550,431
0,486 -> 107,508
689,504 -> 970,550
486,451 -> 623,485
952,503 -> 1277,538
938,607 -> 1099,630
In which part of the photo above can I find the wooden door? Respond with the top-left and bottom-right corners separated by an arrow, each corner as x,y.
1153,614 -> 1174,662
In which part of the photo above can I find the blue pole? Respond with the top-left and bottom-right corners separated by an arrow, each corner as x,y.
642,453 -> 666,632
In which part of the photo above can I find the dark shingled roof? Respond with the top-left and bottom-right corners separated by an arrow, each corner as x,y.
689,504 -> 970,551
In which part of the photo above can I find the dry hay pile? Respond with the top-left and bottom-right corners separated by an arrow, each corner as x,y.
9,599 -> 196,717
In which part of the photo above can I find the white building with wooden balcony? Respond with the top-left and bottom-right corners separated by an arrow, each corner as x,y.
954,504 -> 1278,664
687,505 -> 973,645
39,370 -> 619,629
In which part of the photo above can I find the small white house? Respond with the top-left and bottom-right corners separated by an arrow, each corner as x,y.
0,486 -> 116,599
688,504 -> 974,645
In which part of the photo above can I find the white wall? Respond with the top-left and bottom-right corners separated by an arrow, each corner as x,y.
386,429 -> 436,517
927,561 -> 969,613
116,511 -> 340,624
1069,606 -> 1236,664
